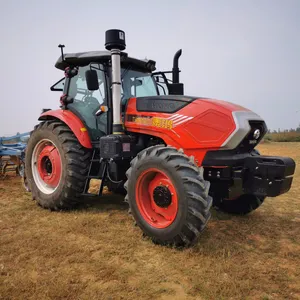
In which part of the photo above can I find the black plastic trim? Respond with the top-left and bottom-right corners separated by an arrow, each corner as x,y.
202,151 -> 252,167
136,95 -> 199,113
113,124 -> 124,133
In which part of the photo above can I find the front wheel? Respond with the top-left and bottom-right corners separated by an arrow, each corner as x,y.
124,145 -> 213,248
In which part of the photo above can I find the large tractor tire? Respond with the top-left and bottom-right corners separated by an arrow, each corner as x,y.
19,162 -> 31,192
213,194 -> 265,215
124,145 -> 213,248
25,120 -> 92,210
212,148 -> 266,215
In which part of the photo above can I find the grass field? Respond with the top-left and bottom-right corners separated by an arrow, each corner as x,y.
0,143 -> 299,300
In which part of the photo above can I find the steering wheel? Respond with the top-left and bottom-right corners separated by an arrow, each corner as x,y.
83,95 -> 99,105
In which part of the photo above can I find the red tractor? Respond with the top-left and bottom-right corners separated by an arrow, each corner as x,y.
25,29 -> 296,247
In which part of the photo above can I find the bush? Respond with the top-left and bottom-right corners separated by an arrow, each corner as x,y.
263,132 -> 300,142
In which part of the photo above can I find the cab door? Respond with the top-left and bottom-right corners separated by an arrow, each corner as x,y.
65,64 -> 108,141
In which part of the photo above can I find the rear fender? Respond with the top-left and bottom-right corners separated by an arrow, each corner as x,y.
38,109 -> 92,148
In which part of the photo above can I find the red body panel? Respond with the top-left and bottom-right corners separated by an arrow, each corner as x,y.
125,98 -> 249,165
39,109 -> 92,149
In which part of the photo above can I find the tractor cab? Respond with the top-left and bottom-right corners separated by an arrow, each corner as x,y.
50,49 -> 183,141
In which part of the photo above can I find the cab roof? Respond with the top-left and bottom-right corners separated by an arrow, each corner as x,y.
55,50 -> 156,72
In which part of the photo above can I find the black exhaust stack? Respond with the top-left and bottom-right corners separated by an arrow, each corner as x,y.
172,49 -> 182,84
169,49 -> 184,95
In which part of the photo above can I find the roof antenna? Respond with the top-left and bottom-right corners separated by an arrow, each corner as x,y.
58,44 -> 65,61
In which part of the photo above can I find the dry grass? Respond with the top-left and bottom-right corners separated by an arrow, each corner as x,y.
0,143 -> 300,300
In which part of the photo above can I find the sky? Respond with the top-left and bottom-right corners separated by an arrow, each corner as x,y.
0,0 -> 299,135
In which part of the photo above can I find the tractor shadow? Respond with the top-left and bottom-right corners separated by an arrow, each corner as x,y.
76,192 -> 128,213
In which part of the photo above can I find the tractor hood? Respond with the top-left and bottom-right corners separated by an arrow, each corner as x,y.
193,97 -> 267,150
198,98 -> 252,113
125,95 -> 267,152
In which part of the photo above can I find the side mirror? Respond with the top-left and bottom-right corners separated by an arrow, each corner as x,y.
85,70 -> 99,91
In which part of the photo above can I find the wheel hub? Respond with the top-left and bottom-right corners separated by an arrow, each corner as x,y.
153,185 -> 172,208
43,157 -> 53,174
135,168 -> 178,229
36,144 -> 62,189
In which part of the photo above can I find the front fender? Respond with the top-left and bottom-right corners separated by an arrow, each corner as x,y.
38,109 -> 92,148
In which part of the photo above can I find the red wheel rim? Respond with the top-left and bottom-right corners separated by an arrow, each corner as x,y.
136,168 -> 178,229
37,145 -> 62,187
32,139 -> 62,194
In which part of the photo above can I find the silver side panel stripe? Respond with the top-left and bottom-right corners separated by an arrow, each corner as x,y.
221,111 -> 265,150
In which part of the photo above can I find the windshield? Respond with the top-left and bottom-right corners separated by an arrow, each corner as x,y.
121,69 -> 158,102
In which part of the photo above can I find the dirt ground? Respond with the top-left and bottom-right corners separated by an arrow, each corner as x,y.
0,143 -> 299,300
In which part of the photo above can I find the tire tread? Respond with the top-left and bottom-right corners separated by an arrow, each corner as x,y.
124,145 -> 212,248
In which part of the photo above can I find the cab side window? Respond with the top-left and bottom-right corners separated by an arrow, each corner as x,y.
67,64 -> 108,139
69,65 -> 106,105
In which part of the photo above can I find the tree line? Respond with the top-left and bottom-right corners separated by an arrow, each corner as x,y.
269,125 -> 300,134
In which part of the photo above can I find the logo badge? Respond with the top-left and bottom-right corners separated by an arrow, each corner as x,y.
253,129 -> 261,140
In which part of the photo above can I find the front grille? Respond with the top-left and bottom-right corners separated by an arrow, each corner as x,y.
236,120 -> 267,153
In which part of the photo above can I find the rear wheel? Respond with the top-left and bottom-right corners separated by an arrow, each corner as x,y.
19,162 -> 31,192
25,120 -> 92,210
124,145 -> 213,248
